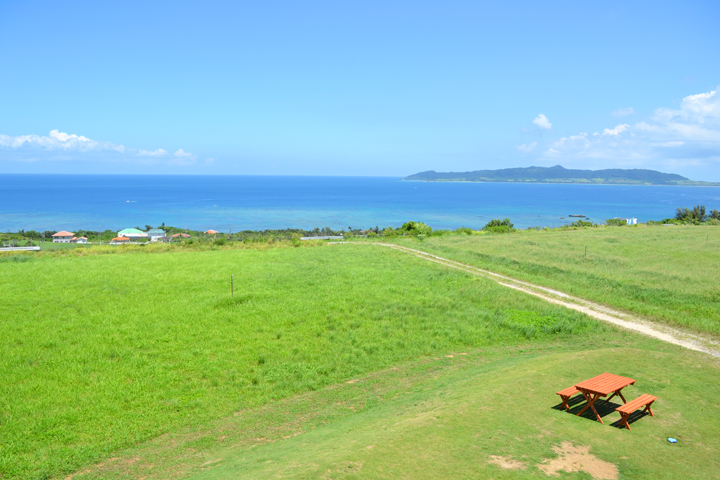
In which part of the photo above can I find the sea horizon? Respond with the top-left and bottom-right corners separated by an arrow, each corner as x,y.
3,174 -> 720,232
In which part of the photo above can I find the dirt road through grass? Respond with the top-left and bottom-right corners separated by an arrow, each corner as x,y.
335,242 -> 720,358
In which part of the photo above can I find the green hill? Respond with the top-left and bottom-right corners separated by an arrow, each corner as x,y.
3,229 -> 720,479
404,165 -> 718,185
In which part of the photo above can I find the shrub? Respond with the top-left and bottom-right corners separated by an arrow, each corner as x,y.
676,205 -> 707,223
484,218 -> 514,229
484,226 -> 513,234
399,221 -> 433,236
483,218 -> 514,233
605,218 -> 626,226
570,219 -> 595,228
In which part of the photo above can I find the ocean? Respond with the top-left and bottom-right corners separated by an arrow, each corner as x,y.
2,174 -> 719,232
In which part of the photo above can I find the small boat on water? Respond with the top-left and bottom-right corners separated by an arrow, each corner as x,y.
568,214 -> 585,217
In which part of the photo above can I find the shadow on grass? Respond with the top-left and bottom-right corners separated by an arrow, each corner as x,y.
553,395 -> 655,428
553,395 -> 624,423
610,410 -> 652,429
551,394 -> 586,412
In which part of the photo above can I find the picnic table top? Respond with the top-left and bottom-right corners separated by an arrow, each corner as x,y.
575,373 -> 635,396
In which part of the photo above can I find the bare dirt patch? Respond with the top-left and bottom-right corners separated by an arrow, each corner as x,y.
488,455 -> 526,470
538,442 -> 618,480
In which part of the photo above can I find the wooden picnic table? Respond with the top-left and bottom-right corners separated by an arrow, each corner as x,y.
575,373 -> 635,423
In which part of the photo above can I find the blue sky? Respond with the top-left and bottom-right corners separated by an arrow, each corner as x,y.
1,1 -> 719,179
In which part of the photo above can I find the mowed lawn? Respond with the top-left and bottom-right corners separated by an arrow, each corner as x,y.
189,344 -> 720,480
392,226 -> 720,336
1,245 -> 603,479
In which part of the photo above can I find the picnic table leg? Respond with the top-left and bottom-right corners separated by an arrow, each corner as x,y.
576,393 -> 603,423
589,396 -> 604,424
607,389 -> 627,404
576,392 -> 593,416
619,412 -> 631,430
643,400 -> 656,417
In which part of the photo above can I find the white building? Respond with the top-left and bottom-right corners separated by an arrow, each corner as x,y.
52,231 -> 75,243
117,228 -> 148,240
146,229 -> 166,242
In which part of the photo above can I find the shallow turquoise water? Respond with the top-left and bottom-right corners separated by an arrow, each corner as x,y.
1,174 -> 719,231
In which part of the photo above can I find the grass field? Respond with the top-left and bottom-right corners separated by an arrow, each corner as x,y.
391,225 -> 720,336
188,343 -> 720,480
1,244 -> 602,479
2,229 -> 719,479
58,331 -> 720,480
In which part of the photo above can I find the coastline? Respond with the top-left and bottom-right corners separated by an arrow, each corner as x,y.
400,179 -> 720,187
2,175 -> 718,232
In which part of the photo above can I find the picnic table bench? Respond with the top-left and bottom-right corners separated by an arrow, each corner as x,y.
556,386 -> 580,412
574,373 -> 635,424
616,394 -> 656,430
556,373 -> 658,429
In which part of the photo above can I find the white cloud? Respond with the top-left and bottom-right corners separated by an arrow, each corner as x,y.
602,124 -> 630,136
516,142 -> 537,153
612,107 -> 635,117
49,129 -> 90,143
137,148 -> 168,157
0,129 -> 120,152
533,114 -> 552,129
174,148 -> 193,158
541,86 -> 720,169
0,129 -> 198,167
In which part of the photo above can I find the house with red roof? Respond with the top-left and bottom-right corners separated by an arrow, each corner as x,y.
52,231 -> 75,243
110,236 -> 130,244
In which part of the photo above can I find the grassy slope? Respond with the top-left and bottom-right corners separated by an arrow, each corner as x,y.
189,343 -> 720,480
1,244 -> 601,479
391,226 -> 720,336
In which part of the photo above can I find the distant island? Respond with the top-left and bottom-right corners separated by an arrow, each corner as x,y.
403,165 -> 720,186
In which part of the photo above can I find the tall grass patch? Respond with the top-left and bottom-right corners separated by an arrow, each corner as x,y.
392,226 -> 720,335
0,245 -> 605,478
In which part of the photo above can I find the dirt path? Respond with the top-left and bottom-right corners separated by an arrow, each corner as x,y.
333,242 -> 720,358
